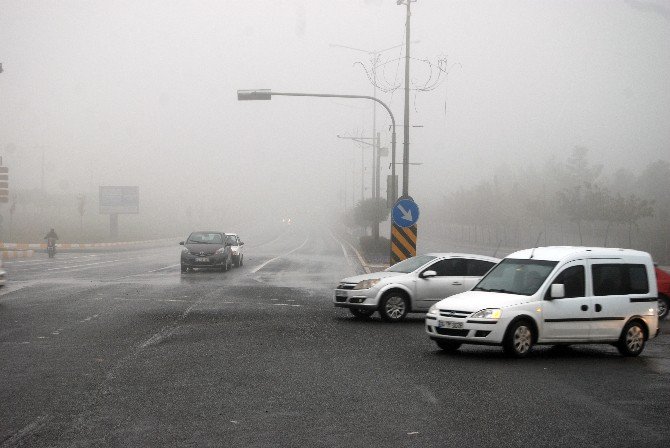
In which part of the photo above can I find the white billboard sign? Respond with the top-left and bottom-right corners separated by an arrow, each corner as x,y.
99,186 -> 139,214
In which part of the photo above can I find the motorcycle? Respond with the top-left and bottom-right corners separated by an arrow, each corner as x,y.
47,238 -> 56,258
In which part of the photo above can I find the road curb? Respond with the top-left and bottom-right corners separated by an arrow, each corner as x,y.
335,233 -> 391,274
1,250 -> 34,260
0,237 -> 178,252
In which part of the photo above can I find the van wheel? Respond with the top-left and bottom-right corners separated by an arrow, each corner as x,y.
658,295 -> 669,320
617,321 -> 646,357
349,308 -> 375,319
503,320 -> 534,358
435,340 -> 461,352
378,292 -> 409,322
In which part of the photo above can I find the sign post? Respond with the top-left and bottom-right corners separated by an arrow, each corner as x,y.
99,186 -> 139,239
390,197 -> 419,265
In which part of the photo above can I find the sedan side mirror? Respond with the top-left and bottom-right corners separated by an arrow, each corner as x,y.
422,270 -> 437,278
179,241 -> 184,245
549,283 -> 565,299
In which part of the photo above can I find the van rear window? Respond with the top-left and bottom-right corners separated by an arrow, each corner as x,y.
592,264 -> 649,296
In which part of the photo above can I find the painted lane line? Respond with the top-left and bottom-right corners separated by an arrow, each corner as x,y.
251,236 -> 309,274
139,302 -> 198,349
44,259 -> 124,271
1,414 -> 53,447
110,263 -> 180,280
329,229 -> 352,267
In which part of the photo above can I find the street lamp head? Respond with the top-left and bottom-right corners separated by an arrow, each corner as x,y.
237,89 -> 272,101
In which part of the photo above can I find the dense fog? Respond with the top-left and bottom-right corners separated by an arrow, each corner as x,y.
1,0 -> 669,258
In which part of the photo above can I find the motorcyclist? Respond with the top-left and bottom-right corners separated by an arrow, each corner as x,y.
44,228 -> 59,247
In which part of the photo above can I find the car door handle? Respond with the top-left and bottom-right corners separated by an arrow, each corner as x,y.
581,305 -> 588,311
595,304 -> 602,312
452,282 -> 462,286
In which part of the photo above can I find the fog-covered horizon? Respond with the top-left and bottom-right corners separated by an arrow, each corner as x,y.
1,0 -> 669,240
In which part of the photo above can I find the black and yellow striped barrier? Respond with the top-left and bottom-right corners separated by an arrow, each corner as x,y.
390,223 -> 417,265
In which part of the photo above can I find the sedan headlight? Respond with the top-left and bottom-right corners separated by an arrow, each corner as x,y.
471,308 -> 502,319
353,279 -> 381,290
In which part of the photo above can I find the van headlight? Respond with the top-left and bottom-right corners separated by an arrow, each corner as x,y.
353,279 -> 381,290
471,308 -> 502,319
428,304 -> 440,315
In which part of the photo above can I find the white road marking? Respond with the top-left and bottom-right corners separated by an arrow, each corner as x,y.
1,415 -> 53,447
251,236 -> 309,273
329,230 -> 351,265
110,263 -> 180,280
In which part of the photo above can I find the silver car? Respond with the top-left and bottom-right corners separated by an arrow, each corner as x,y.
225,233 -> 245,267
334,253 -> 500,322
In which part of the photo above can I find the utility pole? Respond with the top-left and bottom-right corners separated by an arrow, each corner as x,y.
399,0 -> 415,198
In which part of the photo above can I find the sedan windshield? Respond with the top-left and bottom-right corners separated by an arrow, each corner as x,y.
187,233 -> 223,244
473,258 -> 558,296
386,255 -> 436,273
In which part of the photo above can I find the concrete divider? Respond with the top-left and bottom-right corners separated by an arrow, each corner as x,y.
0,237 -> 178,254
1,250 -> 35,260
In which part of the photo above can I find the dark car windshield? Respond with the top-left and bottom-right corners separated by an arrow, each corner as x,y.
386,255 -> 436,273
187,232 -> 223,244
473,258 -> 558,296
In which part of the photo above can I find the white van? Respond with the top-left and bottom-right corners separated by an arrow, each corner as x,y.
425,247 -> 659,357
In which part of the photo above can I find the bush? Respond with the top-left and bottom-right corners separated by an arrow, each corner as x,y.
359,235 -> 390,263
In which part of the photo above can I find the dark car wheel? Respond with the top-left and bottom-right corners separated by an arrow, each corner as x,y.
349,308 -> 375,319
503,319 -> 535,358
617,321 -> 646,357
378,292 -> 409,322
435,340 -> 461,352
239,255 -> 244,267
658,295 -> 669,320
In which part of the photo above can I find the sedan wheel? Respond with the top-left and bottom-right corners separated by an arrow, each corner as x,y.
378,293 -> 408,322
658,295 -> 669,320
617,321 -> 646,356
503,320 -> 534,358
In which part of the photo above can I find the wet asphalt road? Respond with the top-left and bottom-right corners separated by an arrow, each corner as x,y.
1,226 -> 669,448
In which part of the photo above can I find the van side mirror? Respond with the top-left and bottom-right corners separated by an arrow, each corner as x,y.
422,270 -> 437,278
179,241 -> 184,245
549,283 -> 565,299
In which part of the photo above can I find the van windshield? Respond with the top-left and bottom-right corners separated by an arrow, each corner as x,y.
473,258 -> 558,296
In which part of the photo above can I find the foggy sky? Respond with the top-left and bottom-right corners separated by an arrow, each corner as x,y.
1,0 -> 669,228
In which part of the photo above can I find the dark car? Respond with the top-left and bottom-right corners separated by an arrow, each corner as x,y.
180,231 -> 233,272
656,266 -> 670,320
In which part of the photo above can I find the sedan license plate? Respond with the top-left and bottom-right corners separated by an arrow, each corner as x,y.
438,320 -> 463,329
195,257 -> 209,262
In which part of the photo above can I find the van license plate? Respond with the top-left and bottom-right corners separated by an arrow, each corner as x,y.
438,320 -> 463,329
195,257 -> 209,262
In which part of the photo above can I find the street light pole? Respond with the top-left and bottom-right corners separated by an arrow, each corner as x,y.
238,89 -> 398,205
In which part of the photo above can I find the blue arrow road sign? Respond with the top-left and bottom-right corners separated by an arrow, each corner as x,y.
392,198 -> 420,227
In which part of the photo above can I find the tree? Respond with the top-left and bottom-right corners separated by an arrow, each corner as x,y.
351,198 -> 389,240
